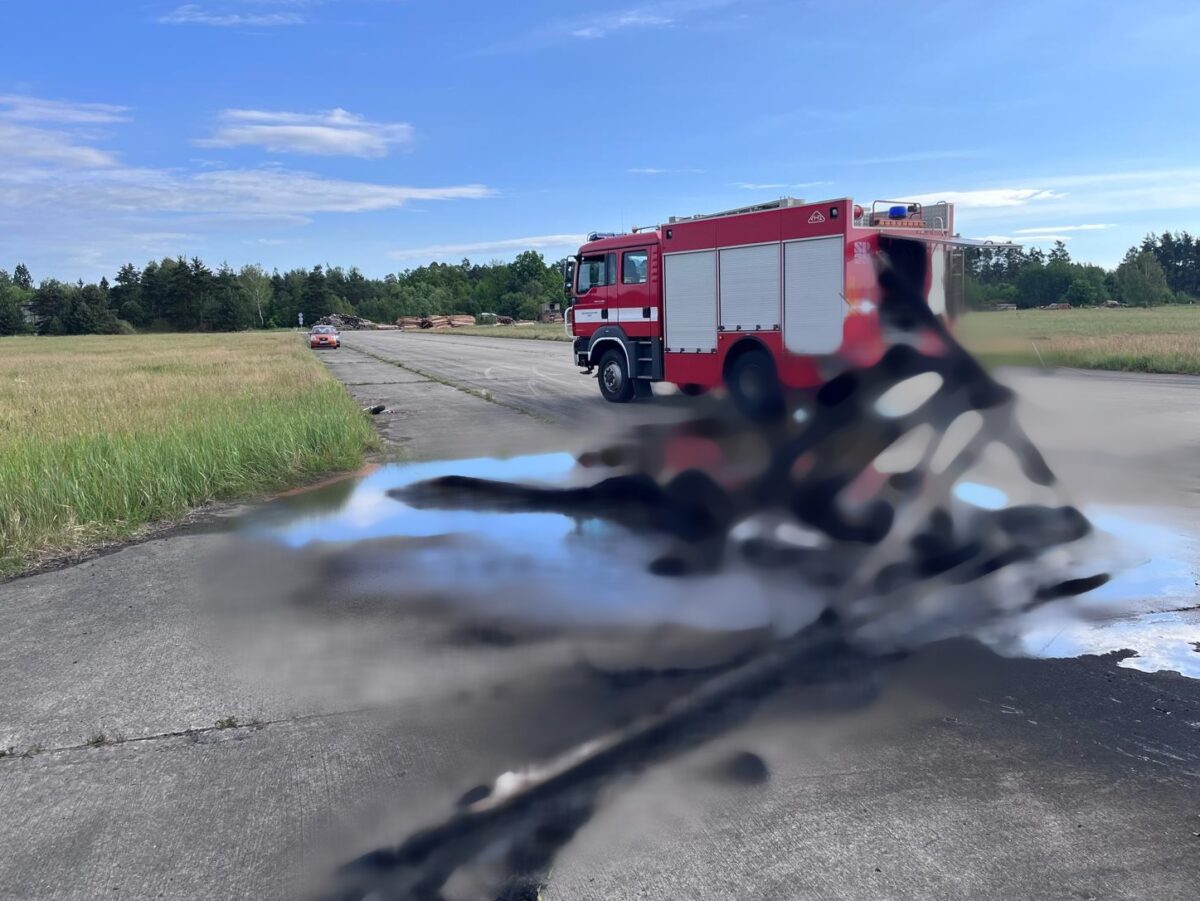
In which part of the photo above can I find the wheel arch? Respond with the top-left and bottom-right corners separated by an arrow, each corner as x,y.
587,332 -> 631,372
721,335 -> 773,379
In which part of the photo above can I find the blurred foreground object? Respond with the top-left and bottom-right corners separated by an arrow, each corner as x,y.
320,236 -> 1108,900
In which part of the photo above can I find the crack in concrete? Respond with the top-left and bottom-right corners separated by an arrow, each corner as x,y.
342,343 -> 554,423
1,706 -> 379,761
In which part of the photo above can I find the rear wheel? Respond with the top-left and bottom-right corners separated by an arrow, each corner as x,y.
597,349 -> 635,403
726,347 -> 785,421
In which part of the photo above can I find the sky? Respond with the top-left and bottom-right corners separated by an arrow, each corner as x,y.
2,0 -> 1199,281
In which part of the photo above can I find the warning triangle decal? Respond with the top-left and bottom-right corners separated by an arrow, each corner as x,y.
808,210 -> 826,224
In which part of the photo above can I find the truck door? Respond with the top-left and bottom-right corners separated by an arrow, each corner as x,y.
574,251 -> 616,329
617,247 -> 658,337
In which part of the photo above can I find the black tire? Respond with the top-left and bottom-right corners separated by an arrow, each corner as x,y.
597,349 -> 635,403
679,383 -> 707,397
726,347 -> 785,421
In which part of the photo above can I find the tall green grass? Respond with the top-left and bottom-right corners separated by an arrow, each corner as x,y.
0,333 -> 378,576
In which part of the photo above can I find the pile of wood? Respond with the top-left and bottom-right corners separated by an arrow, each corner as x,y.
316,313 -> 377,330
396,314 -> 477,330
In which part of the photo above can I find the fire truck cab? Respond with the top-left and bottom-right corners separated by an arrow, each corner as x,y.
564,196 -> 970,412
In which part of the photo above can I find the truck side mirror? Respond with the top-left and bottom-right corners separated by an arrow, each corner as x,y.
562,260 -> 576,300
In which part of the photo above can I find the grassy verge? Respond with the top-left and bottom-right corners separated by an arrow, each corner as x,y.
0,332 -> 378,577
417,324 -> 572,342
958,306 -> 1200,374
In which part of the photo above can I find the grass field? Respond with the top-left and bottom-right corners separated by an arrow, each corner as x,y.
432,308 -> 1200,374
0,332 -> 378,577
958,306 -> 1200,374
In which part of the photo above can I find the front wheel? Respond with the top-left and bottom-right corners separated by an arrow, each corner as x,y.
597,349 -> 635,403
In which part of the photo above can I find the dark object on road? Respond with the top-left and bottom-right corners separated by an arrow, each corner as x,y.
364,404 -> 386,416
720,750 -> 770,785
333,236 -> 1108,900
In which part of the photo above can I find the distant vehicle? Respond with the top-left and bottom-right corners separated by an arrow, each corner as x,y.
562,196 -> 1012,414
309,325 -> 340,349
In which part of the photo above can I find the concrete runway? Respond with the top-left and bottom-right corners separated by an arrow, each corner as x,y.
2,330 -> 1198,900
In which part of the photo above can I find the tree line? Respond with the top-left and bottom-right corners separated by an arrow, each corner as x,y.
0,251 -> 565,336
965,232 -> 1197,309
2,231 -> 1198,337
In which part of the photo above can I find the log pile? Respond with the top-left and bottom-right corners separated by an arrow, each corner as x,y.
396,314 -> 478,329
315,313 -> 377,330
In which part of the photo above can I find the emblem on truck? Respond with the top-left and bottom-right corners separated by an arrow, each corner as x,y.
807,210 -> 826,224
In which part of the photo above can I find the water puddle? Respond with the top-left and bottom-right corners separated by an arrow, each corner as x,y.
241,456 -> 1199,677
1000,508 -> 1200,678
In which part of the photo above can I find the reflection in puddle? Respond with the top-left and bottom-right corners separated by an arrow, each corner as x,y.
242,456 -> 1199,678
241,454 -> 820,637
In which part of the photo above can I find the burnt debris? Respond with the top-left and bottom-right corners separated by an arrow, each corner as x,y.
327,237 -> 1110,900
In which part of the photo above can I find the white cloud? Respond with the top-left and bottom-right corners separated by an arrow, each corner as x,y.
0,123 -> 120,168
196,108 -> 414,157
0,94 -> 495,280
905,188 -> 1065,209
1012,224 -> 1114,234
0,94 -> 129,124
983,234 -> 1072,244
844,150 -> 979,165
733,180 -> 831,191
390,235 -> 587,261
159,4 -> 306,26
572,9 -> 673,38
628,167 -> 704,175
0,165 -> 491,216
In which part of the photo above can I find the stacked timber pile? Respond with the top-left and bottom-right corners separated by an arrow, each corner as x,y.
316,313 -> 377,330
398,314 -> 478,330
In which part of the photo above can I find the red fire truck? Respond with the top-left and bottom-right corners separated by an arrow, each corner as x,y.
565,196 -> 980,412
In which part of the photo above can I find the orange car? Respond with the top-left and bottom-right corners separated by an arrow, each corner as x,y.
309,325 -> 341,349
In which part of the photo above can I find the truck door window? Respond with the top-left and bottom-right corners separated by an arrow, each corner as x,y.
622,250 -> 649,285
577,253 -> 616,293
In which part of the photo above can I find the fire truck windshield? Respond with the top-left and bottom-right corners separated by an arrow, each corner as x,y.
576,254 -> 609,293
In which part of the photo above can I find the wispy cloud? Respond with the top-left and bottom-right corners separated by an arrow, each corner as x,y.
0,94 -> 129,124
159,4 -> 307,27
0,96 -> 125,168
982,234 -> 1072,245
0,94 -> 495,279
844,150 -> 979,165
390,234 -> 586,261
564,0 -> 735,40
2,166 -> 492,216
572,10 -> 673,38
628,167 -> 704,175
905,188 -> 1065,209
1012,223 -> 1115,233
196,108 -> 414,157
0,123 -> 120,168
733,180 -> 831,191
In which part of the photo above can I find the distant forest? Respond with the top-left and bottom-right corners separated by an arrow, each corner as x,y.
1,232 -> 1196,337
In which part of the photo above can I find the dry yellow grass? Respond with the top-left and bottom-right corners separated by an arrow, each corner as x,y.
0,332 -> 378,576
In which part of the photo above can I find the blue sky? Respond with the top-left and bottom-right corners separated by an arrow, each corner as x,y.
3,0 -> 1199,281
